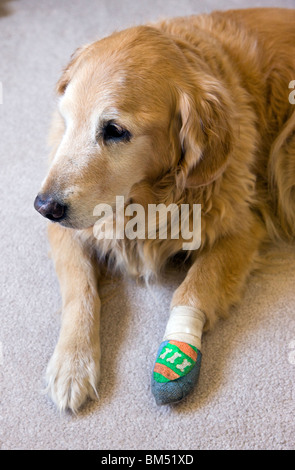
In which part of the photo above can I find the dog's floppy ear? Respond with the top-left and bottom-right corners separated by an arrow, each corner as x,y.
175,77 -> 234,188
56,44 -> 90,95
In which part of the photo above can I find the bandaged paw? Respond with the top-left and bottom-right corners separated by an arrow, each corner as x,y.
151,306 -> 206,405
163,305 -> 205,350
153,340 -> 198,382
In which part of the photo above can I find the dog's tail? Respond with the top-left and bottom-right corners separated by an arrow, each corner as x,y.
267,110 -> 295,241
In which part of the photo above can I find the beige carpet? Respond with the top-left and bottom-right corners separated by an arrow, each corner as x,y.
1,0 -> 295,450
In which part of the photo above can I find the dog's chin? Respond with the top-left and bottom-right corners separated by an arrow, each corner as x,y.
56,216 -> 94,231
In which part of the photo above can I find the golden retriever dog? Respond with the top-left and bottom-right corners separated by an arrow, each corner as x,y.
34,8 -> 295,412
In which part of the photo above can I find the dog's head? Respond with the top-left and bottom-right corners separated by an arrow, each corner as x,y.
34,25 -> 234,229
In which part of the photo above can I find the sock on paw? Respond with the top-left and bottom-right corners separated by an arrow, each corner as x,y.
151,306 -> 206,405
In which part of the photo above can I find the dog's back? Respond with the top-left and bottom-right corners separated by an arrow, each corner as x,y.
225,9 -> 295,240
157,8 -> 295,240
227,9 -> 295,239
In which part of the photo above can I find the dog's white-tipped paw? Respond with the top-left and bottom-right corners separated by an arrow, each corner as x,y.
45,344 -> 101,413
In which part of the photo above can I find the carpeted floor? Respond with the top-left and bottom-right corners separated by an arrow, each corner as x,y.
1,0 -> 295,450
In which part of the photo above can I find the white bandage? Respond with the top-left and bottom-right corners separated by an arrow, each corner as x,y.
163,306 -> 206,351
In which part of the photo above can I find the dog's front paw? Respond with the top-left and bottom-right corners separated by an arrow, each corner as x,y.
45,342 -> 101,413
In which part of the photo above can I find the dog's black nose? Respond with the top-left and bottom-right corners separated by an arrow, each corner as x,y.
34,195 -> 66,221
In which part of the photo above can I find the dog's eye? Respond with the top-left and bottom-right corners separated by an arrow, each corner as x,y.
102,123 -> 131,143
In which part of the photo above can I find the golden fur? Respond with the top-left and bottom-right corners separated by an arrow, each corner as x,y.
36,8 -> 295,411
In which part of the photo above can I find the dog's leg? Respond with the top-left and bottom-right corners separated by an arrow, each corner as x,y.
45,223 -> 101,413
151,219 -> 265,405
